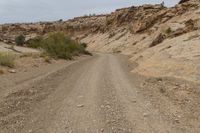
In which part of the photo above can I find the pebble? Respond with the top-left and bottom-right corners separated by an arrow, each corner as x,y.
131,98 -> 137,103
100,105 -> 105,108
143,113 -> 149,117
140,83 -> 145,87
77,104 -> 84,108
33,64 -> 39,67
78,95 -> 84,98
105,105 -> 111,109
175,119 -> 180,123
8,69 -> 16,73
149,94 -> 153,97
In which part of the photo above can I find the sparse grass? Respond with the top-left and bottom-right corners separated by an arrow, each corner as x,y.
26,32 -> 91,60
0,52 -> 15,68
165,27 -> 172,34
44,56 -> 51,63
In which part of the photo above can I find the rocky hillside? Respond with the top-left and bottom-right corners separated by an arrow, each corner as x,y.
1,0 -> 200,82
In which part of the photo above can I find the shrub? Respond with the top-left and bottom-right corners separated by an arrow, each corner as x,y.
15,35 -> 25,46
41,33 -> 73,59
26,32 -> 91,59
0,52 -> 15,67
26,37 -> 43,48
44,56 -> 51,63
81,43 -> 87,48
165,27 -> 172,34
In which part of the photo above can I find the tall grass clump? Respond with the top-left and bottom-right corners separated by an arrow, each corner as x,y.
0,52 -> 15,67
26,32 -> 91,59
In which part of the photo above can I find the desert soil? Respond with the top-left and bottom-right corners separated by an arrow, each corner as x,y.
0,53 -> 199,133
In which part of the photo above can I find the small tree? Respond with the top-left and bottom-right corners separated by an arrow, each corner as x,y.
161,1 -> 165,7
58,19 -> 63,22
15,35 -> 25,46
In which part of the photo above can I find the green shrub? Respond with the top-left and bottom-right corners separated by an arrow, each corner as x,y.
26,32 -> 91,59
0,52 -> 15,67
15,35 -> 25,46
26,37 -> 43,48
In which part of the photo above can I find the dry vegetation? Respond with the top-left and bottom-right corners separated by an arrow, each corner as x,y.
26,32 -> 91,59
0,52 -> 15,68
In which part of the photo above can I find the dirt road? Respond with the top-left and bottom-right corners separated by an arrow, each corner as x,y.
0,53 -> 194,133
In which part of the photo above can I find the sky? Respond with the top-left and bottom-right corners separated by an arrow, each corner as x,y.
0,0 -> 180,24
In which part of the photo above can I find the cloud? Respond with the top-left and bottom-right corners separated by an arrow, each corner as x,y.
0,0 -> 180,24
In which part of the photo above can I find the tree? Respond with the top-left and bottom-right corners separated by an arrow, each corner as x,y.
161,1 -> 165,7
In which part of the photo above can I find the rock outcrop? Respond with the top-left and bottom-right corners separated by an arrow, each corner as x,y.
1,0 -> 200,82
179,0 -> 190,4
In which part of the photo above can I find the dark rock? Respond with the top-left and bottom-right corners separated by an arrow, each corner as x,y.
179,0 -> 190,4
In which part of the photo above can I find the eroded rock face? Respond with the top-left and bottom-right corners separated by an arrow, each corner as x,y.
179,0 -> 190,4
150,33 -> 165,47
0,1 -> 199,43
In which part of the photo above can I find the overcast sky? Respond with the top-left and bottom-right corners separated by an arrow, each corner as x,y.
0,0 -> 180,24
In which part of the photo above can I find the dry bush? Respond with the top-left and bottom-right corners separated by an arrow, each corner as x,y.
0,52 -> 15,68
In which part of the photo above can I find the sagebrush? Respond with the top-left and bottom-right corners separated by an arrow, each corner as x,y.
26,32 -> 91,59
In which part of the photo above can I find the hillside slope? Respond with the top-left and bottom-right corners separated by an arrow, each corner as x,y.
81,0 -> 200,83
0,0 -> 200,83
